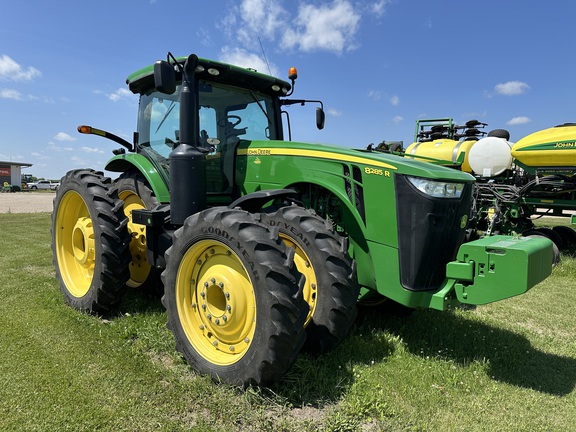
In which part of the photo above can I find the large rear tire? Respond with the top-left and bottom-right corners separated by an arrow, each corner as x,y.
552,225 -> 576,248
162,207 -> 308,387
259,205 -> 359,354
51,169 -> 131,314
115,171 -> 162,293
524,233 -> 560,265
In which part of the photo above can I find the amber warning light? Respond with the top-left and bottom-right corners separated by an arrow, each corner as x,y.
288,67 -> 298,81
78,125 -> 92,134
78,125 -> 106,137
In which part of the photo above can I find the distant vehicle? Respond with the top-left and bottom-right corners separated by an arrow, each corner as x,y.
28,180 -> 58,190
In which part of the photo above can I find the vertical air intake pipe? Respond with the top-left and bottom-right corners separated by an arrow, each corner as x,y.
169,54 -> 206,225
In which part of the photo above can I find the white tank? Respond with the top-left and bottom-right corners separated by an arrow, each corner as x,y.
468,136 -> 513,177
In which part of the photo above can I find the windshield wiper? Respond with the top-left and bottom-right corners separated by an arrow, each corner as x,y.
248,90 -> 272,127
155,100 -> 177,134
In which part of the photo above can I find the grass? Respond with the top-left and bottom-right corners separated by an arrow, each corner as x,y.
0,213 -> 574,431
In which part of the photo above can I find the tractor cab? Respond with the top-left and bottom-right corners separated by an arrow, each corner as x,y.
136,79 -> 281,196
100,54 -> 324,207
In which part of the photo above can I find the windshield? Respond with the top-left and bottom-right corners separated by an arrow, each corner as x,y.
137,80 -> 279,158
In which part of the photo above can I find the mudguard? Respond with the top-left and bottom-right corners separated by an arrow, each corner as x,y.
105,153 -> 170,203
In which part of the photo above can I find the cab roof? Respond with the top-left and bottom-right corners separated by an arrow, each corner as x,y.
126,56 -> 292,96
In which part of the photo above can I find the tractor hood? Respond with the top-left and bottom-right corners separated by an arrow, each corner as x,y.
238,140 -> 476,183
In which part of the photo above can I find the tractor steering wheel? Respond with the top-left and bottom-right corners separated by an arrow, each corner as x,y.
218,115 -> 242,128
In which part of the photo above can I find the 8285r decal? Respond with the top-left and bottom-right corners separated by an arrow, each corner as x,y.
364,167 -> 391,177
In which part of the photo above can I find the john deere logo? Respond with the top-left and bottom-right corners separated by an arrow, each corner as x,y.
460,215 -> 468,229
254,157 -> 262,165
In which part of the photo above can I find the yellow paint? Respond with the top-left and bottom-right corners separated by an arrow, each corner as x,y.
176,240 -> 256,365
54,190 -> 95,298
118,189 -> 152,288
238,147 -> 397,170
278,234 -> 317,328
405,139 -> 475,173
512,125 -> 576,167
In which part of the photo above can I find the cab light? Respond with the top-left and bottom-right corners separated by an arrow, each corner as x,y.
207,68 -> 220,76
407,176 -> 464,198
271,84 -> 281,92
288,67 -> 298,80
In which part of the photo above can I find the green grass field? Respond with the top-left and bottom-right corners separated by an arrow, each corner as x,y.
1,213 -> 574,431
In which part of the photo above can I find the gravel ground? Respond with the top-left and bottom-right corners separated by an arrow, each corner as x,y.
0,192 -> 55,213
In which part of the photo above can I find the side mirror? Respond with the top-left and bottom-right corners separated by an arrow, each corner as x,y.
316,107 -> 325,130
154,60 -> 176,94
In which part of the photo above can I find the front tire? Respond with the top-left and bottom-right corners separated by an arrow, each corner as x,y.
162,207 -> 308,387
259,205 -> 359,354
51,169 -> 131,314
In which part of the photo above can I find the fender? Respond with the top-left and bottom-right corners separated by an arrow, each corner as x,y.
105,153 -> 170,203
228,189 -> 298,213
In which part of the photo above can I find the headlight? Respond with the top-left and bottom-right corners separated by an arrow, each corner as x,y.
406,176 -> 465,198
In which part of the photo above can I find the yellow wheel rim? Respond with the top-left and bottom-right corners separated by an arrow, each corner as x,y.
176,240 -> 256,365
280,234 -> 317,328
119,190 -> 151,288
54,190 -> 95,298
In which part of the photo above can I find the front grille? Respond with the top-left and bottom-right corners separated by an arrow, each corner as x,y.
352,166 -> 365,222
343,164 -> 366,223
395,174 -> 472,291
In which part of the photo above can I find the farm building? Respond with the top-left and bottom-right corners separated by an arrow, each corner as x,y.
0,161 -> 33,188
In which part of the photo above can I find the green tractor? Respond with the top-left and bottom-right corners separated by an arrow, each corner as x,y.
51,53 -> 553,387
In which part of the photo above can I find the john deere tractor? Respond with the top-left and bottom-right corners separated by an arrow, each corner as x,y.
52,53 -> 553,387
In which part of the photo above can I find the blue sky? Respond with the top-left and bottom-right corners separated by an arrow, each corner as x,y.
1,0 -> 575,180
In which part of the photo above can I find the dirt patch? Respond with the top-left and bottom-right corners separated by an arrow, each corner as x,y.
0,192 -> 55,214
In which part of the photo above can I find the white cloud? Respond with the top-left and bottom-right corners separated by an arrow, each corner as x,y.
283,0 -> 361,54
196,27 -> 213,47
327,108 -> 342,117
81,147 -> 105,154
54,132 -> 77,142
219,46 -> 278,76
0,152 -> 24,160
392,115 -> 403,124
371,0 -> 389,17
368,90 -> 382,100
390,95 -> 400,106
221,0 -> 363,57
70,156 -> 92,165
507,116 -> 531,126
495,81 -> 529,96
31,151 -> 50,160
237,0 -> 288,47
0,88 -> 22,100
107,88 -> 134,102
47,142 -> 74,152
0,55 -> 41,81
